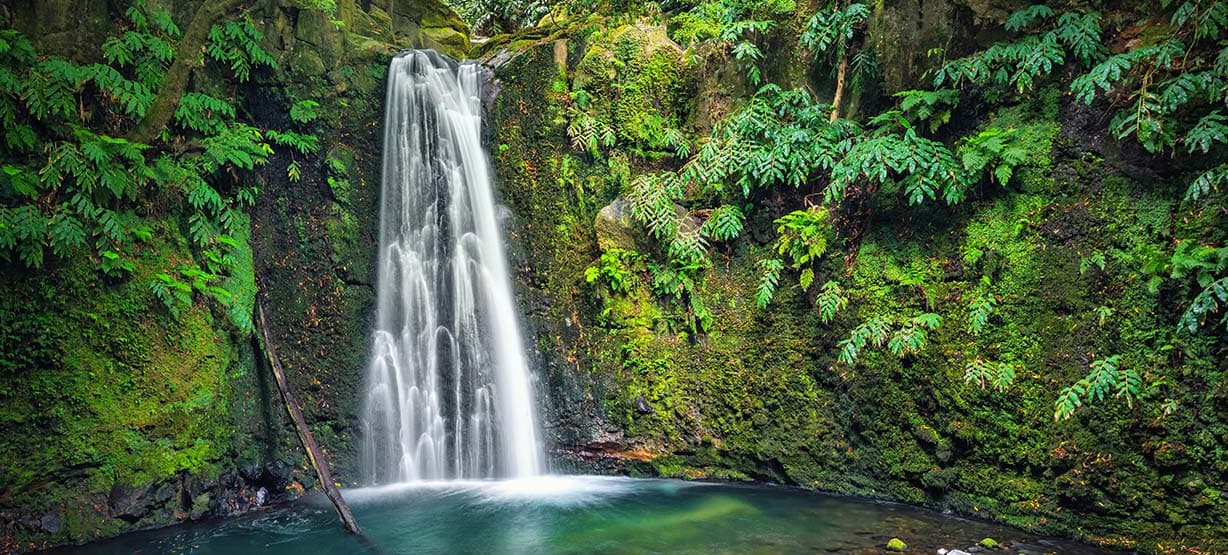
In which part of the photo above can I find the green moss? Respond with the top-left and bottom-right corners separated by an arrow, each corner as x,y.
0,225 -> 264,544
493,30 -> 1228,553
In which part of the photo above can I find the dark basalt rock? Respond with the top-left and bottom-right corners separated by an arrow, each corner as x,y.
37,513 -> 61,535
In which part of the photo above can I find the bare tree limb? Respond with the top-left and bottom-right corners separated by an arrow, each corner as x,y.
255,297 -> 362,535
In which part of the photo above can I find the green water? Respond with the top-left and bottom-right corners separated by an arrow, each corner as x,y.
51,477 -> 1112,554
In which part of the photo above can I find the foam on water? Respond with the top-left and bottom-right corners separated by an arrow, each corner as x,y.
340,475 -> 709,507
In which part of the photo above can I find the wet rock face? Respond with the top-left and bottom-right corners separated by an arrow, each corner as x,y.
867,0 -> 1026,92
0,462 -> 298,552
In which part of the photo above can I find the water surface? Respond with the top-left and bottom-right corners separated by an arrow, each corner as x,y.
52,476 -> 1113,554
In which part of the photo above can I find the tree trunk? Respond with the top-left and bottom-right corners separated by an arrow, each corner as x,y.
830,54 -> 849,122
127,0 -> 246,145
255,298 -> 362,535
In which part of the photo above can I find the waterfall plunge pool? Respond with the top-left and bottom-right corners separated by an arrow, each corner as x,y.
49,476 -> 1114,554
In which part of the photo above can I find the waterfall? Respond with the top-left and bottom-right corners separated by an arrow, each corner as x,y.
360,50 -> 542,483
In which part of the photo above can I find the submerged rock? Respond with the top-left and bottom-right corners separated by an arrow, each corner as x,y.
887,537 -> 907,551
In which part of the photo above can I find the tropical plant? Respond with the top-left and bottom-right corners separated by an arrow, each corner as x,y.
837,312 -> 942,365
933,5 -> 1106,93
799,2 -> 871,120
585,248 -> 646,294
1054,355 -> 1143,420
964,358 -> 1016,391
671,0 -> 796,86
0,1 -> 321,332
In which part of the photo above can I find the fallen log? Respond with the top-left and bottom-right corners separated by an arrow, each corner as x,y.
254,297 -> 362,535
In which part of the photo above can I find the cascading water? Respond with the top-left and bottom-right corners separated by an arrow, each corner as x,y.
360,50 -> 542,483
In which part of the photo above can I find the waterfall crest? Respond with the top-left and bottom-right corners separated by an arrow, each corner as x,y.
360,50 -> 542,483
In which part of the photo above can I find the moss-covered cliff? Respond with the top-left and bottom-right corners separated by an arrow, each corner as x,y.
486,4 -> 1227,552
0,0 -> 467,552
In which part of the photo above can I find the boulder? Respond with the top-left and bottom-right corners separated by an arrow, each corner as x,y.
595,198 -> 643,252
38,512 -> 62,535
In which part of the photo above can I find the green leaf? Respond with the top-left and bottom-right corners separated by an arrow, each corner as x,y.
290,100 -> 321,124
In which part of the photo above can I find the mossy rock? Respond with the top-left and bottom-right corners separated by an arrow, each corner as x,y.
594,198 -> 645,252
422,26 -> 470,58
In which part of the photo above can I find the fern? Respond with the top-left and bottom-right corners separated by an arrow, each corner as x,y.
1179,277 -> 1228,332
895,89 -> 960,133
206,18 -> 276,82
1185,165 -> 1227,202
1079,251 -> 1107,275
1054,355 -> 1142,420
151,273 -> 193,319
965,358 -> 1017,390
700,205 -> 745,242
200,124 -> 270,171
85,64 -> 154,118
0,9 -> 289,334
967,292 -> 997,334
816,280 -> 847,323
935,7 -> 1103,93
175,92 -> 236,134
585,248 -> 645,294
837,316 -> 893,365
289,100 -> 321,124
1004,5 -> 1055,32
266,129 -> 320,155
774,208 -> 831,268
1054,12 -> 1106,66
755,258 -> 784,309
799,3 -> 870,60
1185,111 -> 1228,154
628,173 -> 683,240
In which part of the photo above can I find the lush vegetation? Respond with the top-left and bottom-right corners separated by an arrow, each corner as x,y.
0,0 -> 391,549
2,0 -> 1227,552
556,0 -> 1226,422
490,0 -> 1227,551
0,2 -> 302,332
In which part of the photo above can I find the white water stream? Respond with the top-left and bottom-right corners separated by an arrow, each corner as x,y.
360,50 -> 542,483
